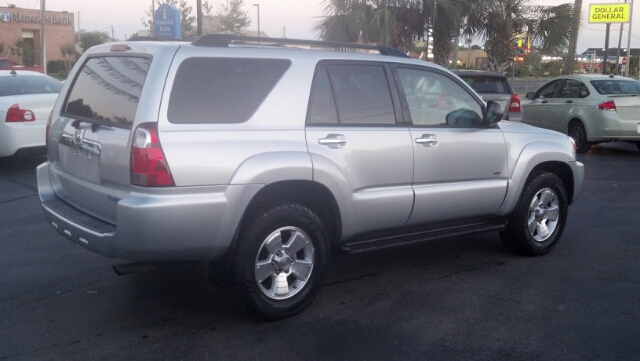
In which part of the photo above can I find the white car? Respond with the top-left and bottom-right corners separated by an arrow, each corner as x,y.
522,74 -> 640,153
0,70 -> 63,158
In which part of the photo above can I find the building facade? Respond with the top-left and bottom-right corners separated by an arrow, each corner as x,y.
0,6 -> 75,67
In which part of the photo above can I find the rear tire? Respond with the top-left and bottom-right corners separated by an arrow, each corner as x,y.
568,121 -> 591,153
234,202 -> 329,320
500,172 -> 568,256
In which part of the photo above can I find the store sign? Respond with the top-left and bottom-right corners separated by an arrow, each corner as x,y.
589,3 -> 630,23
0,10 -> 72,25
154,4 -> 181,40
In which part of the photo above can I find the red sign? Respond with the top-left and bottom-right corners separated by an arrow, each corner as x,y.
622,57 -> 627,65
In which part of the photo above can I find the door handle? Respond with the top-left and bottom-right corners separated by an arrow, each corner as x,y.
415,134 -> 438,147
541,100 -> 548,104
566,100 -> 574,103
318,135 -> 346,146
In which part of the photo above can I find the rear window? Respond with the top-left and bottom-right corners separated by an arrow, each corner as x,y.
62,56 -> 151,129
168,57 -> 291,124
0,75 -> 62,96
591,80 -> 640,95
459,76 -> 510,94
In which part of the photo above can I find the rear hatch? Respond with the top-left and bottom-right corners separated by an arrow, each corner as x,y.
46,42 -> 180,224
457,74 -> 513,119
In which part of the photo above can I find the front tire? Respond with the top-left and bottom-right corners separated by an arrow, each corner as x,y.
500,172 -> 568,256
568,121 -> 591,153
235,202 -> 329,320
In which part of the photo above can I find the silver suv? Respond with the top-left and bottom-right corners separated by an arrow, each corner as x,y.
37,35 -> 584,320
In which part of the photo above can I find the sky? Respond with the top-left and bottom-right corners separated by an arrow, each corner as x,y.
6,0 -> 640,54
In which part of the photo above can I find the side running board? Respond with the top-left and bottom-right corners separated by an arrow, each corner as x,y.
342,221 -> 507,254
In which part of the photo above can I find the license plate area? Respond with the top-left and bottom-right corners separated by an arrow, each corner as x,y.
59,133 -> 102,184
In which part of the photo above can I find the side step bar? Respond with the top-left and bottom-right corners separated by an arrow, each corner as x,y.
342,221 -> 507,254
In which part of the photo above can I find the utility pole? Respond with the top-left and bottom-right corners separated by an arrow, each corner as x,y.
196,0 -> 202,36
40,0 -> 46,72
603,23 -> 611,74
614,1 -> 628,75
111,26 -> 115,40
253,4 -> 260,37
625,0 -> 635,76
565,0 -> 582,74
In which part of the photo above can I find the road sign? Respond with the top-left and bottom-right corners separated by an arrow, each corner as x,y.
589,3 -> 630,23
623,57 -> 627,65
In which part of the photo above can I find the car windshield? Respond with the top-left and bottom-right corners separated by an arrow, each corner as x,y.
0,75 -> 63,96
591,79 -> 640,95
459,76 -> 510,94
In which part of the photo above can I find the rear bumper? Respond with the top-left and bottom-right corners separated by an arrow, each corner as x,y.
37,161 -> 261,261
0,123 -> 45,157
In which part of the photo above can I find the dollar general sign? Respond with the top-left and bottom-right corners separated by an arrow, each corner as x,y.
589,3 -> 630,23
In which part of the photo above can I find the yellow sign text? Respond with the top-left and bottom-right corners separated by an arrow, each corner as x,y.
589,3 -> 630,23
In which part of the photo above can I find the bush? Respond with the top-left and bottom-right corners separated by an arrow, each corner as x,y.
47,60 -> 66,73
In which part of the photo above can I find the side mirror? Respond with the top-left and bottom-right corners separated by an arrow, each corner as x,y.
486,101 -> 503,124
526,92 -> 536,100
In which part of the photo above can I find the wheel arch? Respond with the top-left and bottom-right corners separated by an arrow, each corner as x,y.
498,141 -> 578,215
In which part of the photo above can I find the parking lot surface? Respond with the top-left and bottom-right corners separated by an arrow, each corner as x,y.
1,142 -> 639,360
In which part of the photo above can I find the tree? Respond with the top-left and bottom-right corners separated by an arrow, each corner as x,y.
314,0 -> 463,66
564,0 -> 582,74
464,0 -> 573,72
79,31 -> 110,52
59,43 -> 76,71
203,0 -> 213,16
216,0 -> 251,34
9,39 -> 34,66
142,0 -> 196,39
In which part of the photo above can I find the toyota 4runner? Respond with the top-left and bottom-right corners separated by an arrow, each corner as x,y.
37,34 -> 584,320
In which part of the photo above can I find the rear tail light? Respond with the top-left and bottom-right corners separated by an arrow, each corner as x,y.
5,104 -> 36,122
509,93 -> 521,113
45,110 -> 52,155
130,123 -> 175,187
597,100 -> 617,111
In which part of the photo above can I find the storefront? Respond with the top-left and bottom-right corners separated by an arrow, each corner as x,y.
0,6 -> 75,67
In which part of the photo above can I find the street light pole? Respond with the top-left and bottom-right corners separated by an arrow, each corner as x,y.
40,0 -> 46,73
253,4 -> 260,37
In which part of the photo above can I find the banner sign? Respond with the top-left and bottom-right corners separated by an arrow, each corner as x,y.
589,3 -> 630,23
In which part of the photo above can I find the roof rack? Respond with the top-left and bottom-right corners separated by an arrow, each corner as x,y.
191,34 -> 409,58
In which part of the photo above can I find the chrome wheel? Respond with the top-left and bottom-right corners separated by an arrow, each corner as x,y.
526,187 -> 560,242
254,226 -> 315,300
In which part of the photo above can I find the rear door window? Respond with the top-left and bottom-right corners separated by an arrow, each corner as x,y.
168,58 -> 291,124
307,63 -> 396,125
62,56 -> 151,129
459,76 -> 510,94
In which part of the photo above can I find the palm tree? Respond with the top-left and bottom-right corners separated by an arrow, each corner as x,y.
314,0 -> 461,66
464,0 -> 574,72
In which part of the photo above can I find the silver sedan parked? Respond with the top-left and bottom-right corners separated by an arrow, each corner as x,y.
522,74 -> 640,153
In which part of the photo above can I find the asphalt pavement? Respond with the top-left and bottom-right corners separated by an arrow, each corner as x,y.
1,142 -> 639,361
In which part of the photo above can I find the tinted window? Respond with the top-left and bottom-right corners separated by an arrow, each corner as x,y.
537,80 -> 563,98
168,58 -> 291,124
591,80 -> 640,95
397,67 -> 483,127
459,76 -> 510,94
558,79 -> 589,98
63,56 -> 150,128
0,75 -> 62,96
325,64 -> 396,125
307,66 -> 338,124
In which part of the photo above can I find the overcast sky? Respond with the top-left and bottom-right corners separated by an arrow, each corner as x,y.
6,0 -> 640,54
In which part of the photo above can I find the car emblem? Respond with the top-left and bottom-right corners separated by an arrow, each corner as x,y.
73,129 -> 84,146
